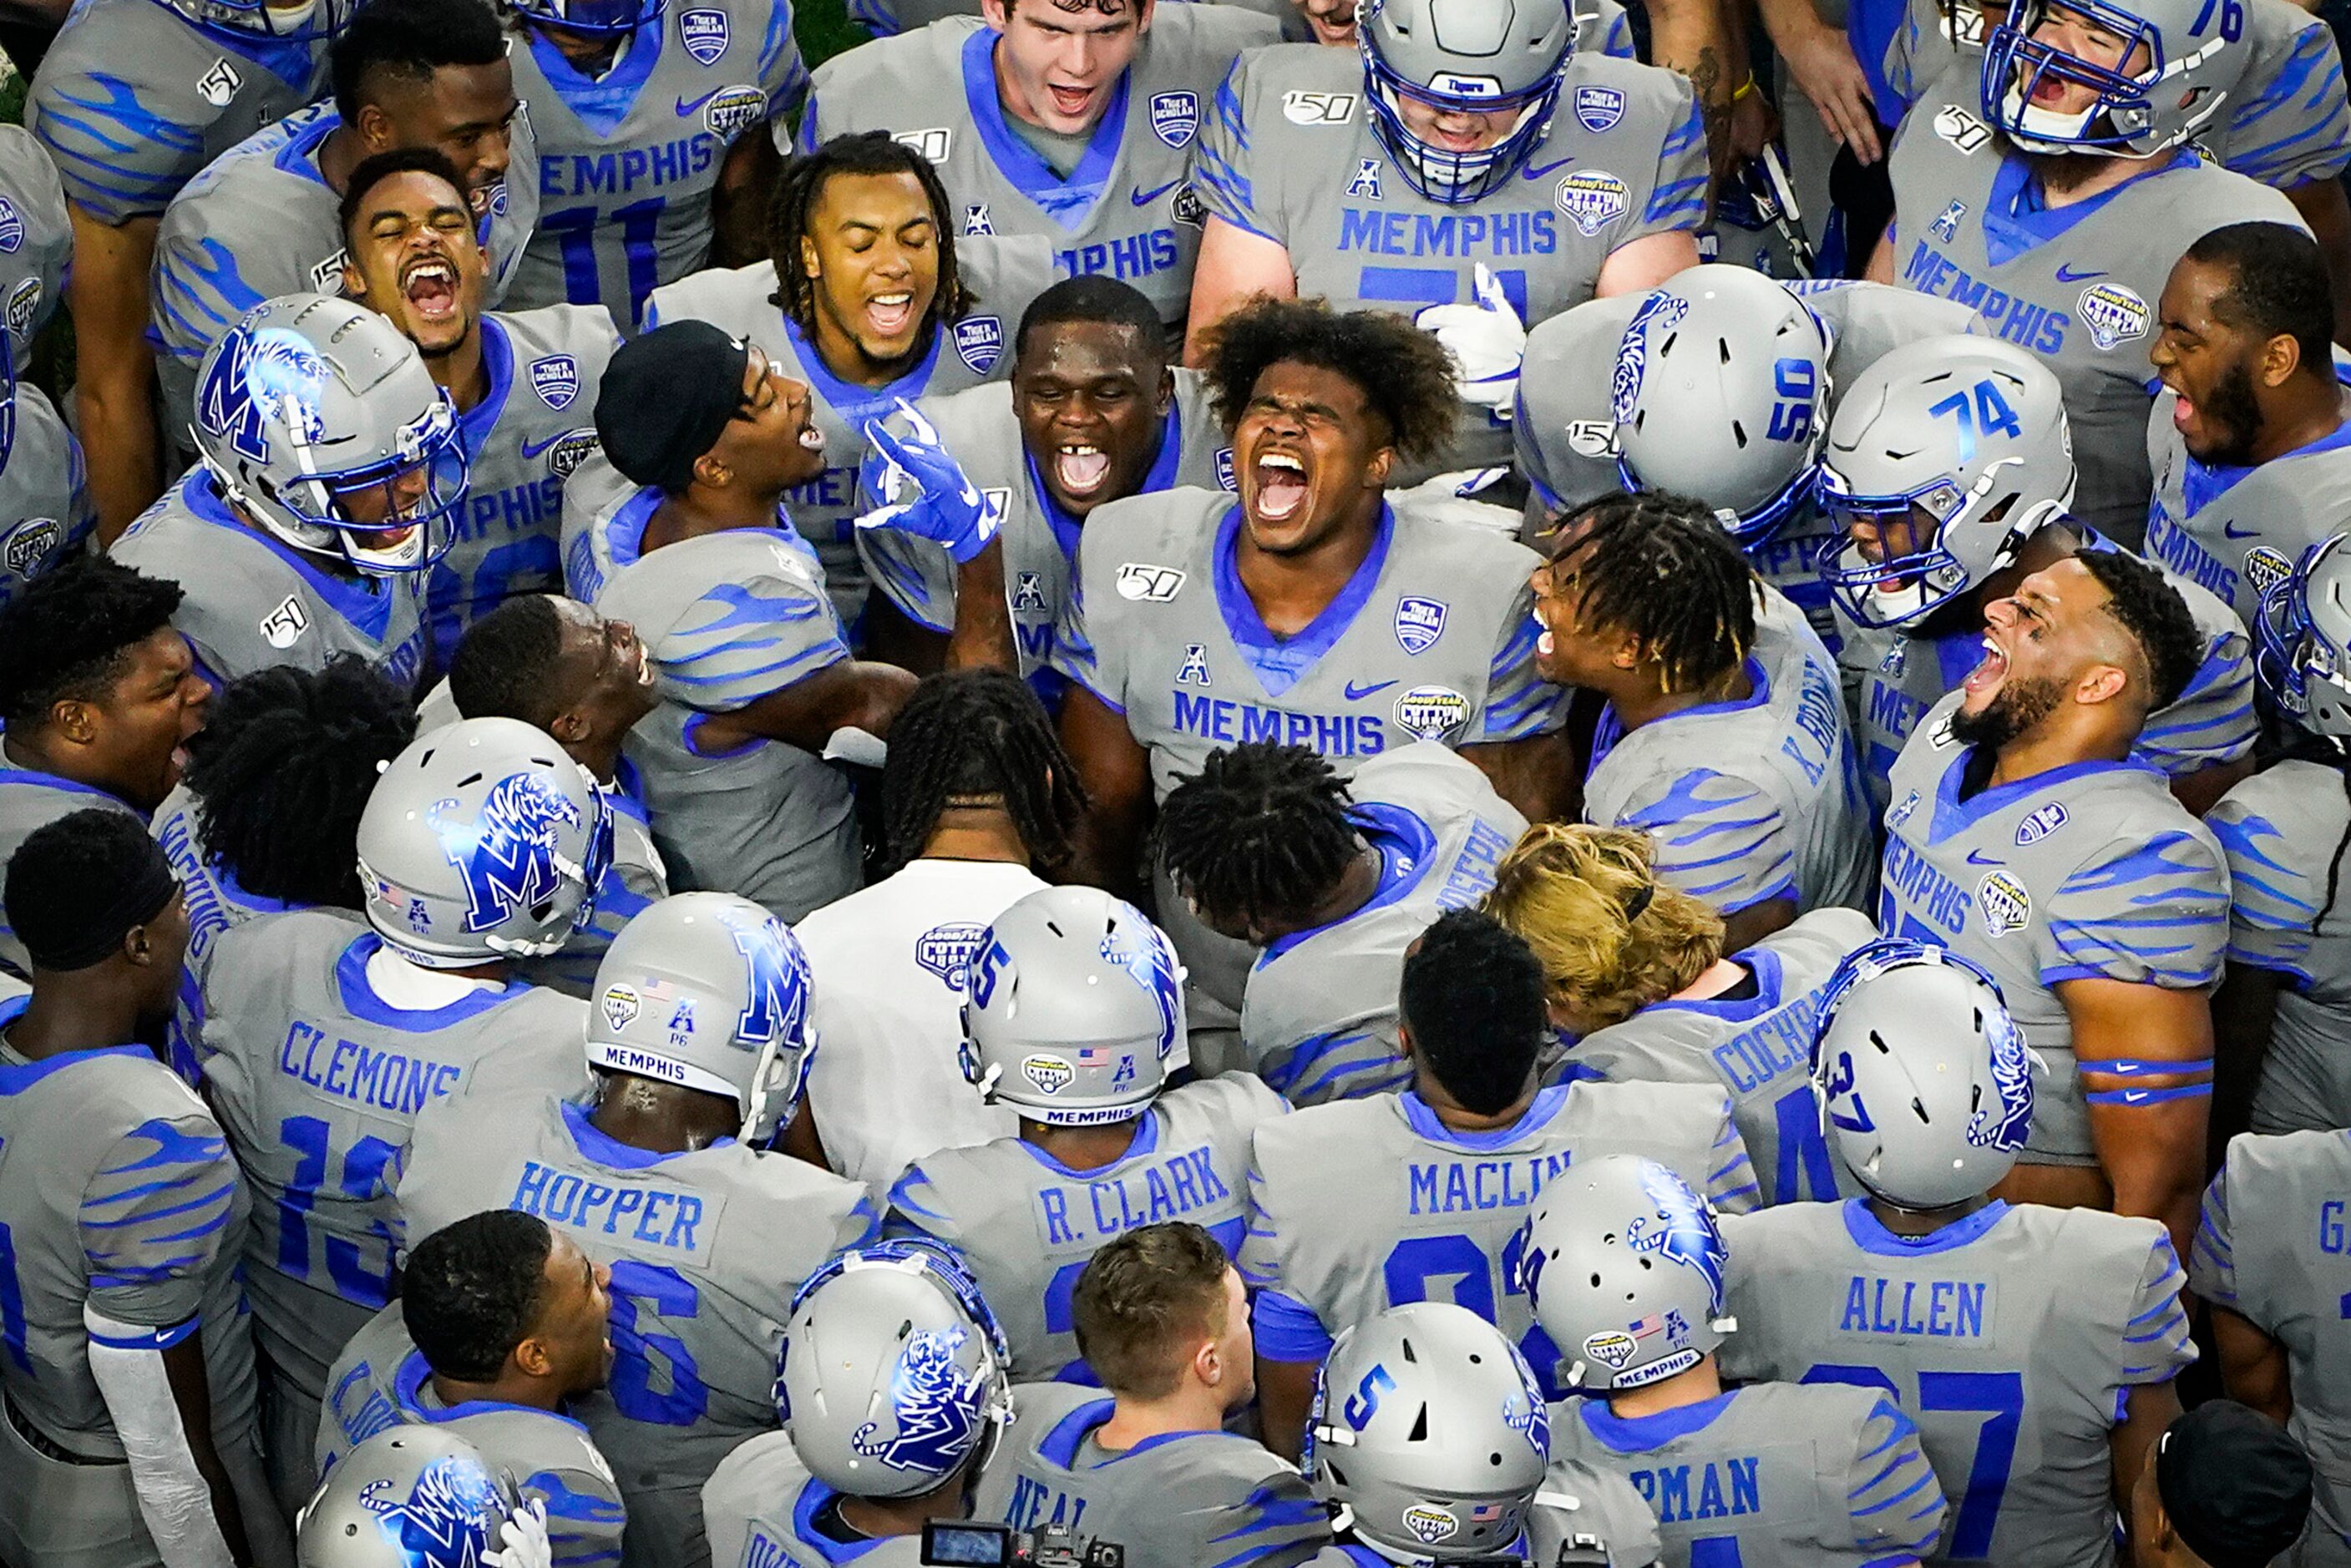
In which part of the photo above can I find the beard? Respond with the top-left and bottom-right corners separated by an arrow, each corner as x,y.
2024,146 -> 2115,196
2191,357 -> 2266,468
1949,673 -> 2065,751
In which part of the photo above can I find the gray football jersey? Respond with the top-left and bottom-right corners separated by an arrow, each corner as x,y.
1049,487 -> 1563,802
1879,689 -> 2230,1164
2207,762 -> 2351,1135
110,470 -> 431,692
1585,584 -> 1874,921
192,909 -> 589,1399
1844,541 -> 2255,813
150,101 -> 541,458
583,494 -> 862,923
423,306 -> 620,663
397,1085 -> 881,1568
1548,1380 -> 1946,1565
1240,741 -> 1528,1105
1568,908 -> 1875,1209
0,1020 -> 259,1462
0,766 -> 139,978
1194,43 -> 1707,470
702,1429 -> 938,1568
317,1301 -> 630,1567
1240,1083 -> 1759,1399
856,368 -> 1234,675
1526,1461 -> 1669,1568
1513,280 -> 1977,646
28,0 -> 327,225
972,1380 -> 1330,1568
504,0 -> 804,325
516,761 -> 671,1001
1879,0 -> 2351,189
805,8 -> 1279,327
2193,1129 -> 2351,1567
151,780 -> 296,977
0,382 -> 96,610
1885,66 -> 2304,544
884,1074 -> 1287,1381
2146,377 -> 2351,630
641,237 -> 1056,619
0,123 -> 74,352
1722,1199 -> 2193,1566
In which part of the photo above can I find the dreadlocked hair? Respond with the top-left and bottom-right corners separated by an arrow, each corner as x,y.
768,133 -> 974,342
1199,297 -> 1459,462
1158,743 -> 1361,935
879,669 -> 1087,876
1557,490 -> 1761,694
181,656 -> 418,909
1483,822 -> 1724,1032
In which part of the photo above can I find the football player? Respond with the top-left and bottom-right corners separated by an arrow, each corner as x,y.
29,0 -> 343,540
641,132 -> 1056,616
1868,0 -> 2303,544
1877,549 -> 2227,1267
970,1222 -> 1332,1568
1244,909 -> 1757,1459
1528,1156 -> 1948,1566
396,893 -> 879,1568
1823,335 -> 2255,816
886,885 -> 1284,1379
0,559 -> 209,979
1158,740 -> 1527,1105
1529,492 -> 1872,954
0,122 -> 91,604
501,0 -> 804,324
446,594 -> 668,999
295,1425 -> 550,1567
315,1211 -> 625,1566
1723,940 -> 2195,1565
1486,822 -> 1872,1207
192,717 -> 602,1511
111,292 -> 467,691
565,321 -> 915,922
150,0 -> 534,467
0,810 -> 282,1568
2146,223 -> 2351,630
1188,0 -> 1706,471
702,1245 -> 1016,1568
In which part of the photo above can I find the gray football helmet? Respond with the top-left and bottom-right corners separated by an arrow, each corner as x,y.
1819,336 -> 2076,630
2257,531 -> 2351,739
775,1242 -> 1016,1499
193,293 -> 469,576
1613,266 -> 1832,544
1810,938 -> 2042,1211
1360,0 -> 1576,204
296,1426 -> 521,1567
588,892 -> 817,1144
1519,1155 -> 1735,1393
355,717 -> 611,969
1308,1302 -> 1551,1562
960,885 -> 1185,1126
1984,0 -> 2242,157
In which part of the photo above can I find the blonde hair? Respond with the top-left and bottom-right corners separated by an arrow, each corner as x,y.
1482,823 -> 1725,1032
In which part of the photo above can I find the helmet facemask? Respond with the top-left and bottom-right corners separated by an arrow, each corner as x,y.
1983,0 -> 2232,156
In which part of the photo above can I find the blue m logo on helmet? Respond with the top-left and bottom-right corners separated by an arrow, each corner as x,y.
198,324 -> 329,466
438,771 -> 584,936
1100,907 -> 1183,1064
1624,1164 -> 1727,1315
851,1328 -> 983,1474
718,905 -> 810,1051
357,1454 -> 502,1566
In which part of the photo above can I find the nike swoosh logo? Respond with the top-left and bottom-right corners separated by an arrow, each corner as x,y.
2053,265 -> 2106,283
1964,849 -> 2003,866
1522,156 -> 1574,181
1344,679 -> 1398,700
2222,520 -> 2258,539
1131,179 -> 1180,207
676,87 -> 722,117
519,431 -> 570,458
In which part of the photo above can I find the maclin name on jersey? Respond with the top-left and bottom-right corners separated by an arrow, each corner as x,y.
1034,1146 -> 1234,1246
1406,1151 -> 1573,1214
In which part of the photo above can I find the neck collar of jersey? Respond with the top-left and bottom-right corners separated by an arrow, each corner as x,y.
201,21 -> 320,89
1578,1387 -> 1737,1452
1925,739 -> 2146,841
606,756 -> 651,822
784,313 -> 949,432
1212,500 -> 1397,700
335,932 -> 524,1029
1982,147 -> 2191,267
0,1006 -> 149,1093
1400,1081 -> 1566,1149
394,1348 -> 594,1433
271,102 -> 339,185
967,25 -> 1134,230
560,1095 -> 737,1167
788,1476 -> 898,1561
1842,1195 -> 2012,1256
1258,800 -> 1437,966
1026,398 -> 1183,564
0,764 -> 130,807
1021,1101 -> 1158,1176
2180,384 -> 2351,515
183,469 -> 398,639
1037,1395 -> 1122,1466
1588,655 -> 1769,779
453,314 -> 516,453
1649,947 -> 1784,1023
524,21 -> 659,137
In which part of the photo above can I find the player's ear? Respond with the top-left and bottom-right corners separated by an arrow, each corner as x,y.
800,232 -> 823,283
979,0 -> 1013,30
48,696 -> 96,747
1156,366 -> 1175,415
352,103 -> 394,155
340,257 -> 367,301
2074,661 -> 2129,708
692,451 -> 732,491
1364,444 -> 1395,489
2262,327 -> 2303,389
549,708 -> 591,746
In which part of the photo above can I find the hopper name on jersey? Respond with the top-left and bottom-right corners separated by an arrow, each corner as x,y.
1900,241 -> 2070,354
1625,1456 -> 1761,1525
1406,1150 -> 1573,1216
276,1019 -> 463,1115
1338,207 -> 1558,260
1033,1144 -> 1234,1247
1835,1274 -> 1991,1339
512,1158 -> 710,1255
